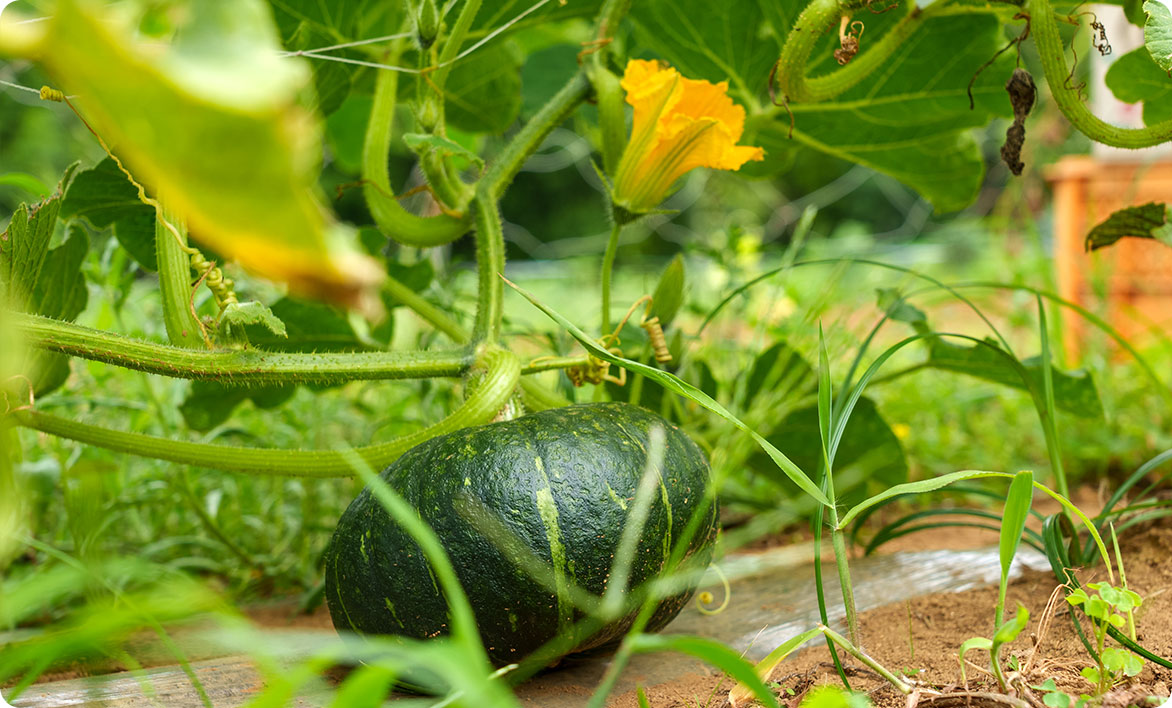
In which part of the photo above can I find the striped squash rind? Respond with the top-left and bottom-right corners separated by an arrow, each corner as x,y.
322,402 -> 718,666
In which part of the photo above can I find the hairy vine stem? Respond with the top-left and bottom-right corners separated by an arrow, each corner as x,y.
13,311 -> 584,384
471,189 -> 506,344
775,0 -> 936,105
600,222 -> 622,334
14,311 -> 472,384
13,348 -> 521,476
363,40 -> 470,247
154,202 -> 206,349
1028,0 -> 1172,148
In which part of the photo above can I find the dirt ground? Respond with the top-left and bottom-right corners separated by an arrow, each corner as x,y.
612,514 -> 1172,708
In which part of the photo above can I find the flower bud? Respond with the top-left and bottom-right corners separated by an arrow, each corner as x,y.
414,0 -> 440,50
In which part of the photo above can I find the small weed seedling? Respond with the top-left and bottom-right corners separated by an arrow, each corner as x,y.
958,604 -> 1030,690
1066,582 -> 1144,696
1033,677 -> 1083,708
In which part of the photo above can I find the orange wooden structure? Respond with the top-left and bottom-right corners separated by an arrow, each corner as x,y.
1046,155 -> 1172,362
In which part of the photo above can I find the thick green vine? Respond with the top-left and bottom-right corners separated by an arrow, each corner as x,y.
13,311 -> 472,385
774,0 -> 934,105
13,348 -> 520,476
154,203 -> 206,350
471,188 -> 506,345
1027,0 -> 1172,148
362,40 -> 470,247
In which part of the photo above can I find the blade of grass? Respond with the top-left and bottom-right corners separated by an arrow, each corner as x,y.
627,634 -> 784,708
502,275 -> 831,507
1035,296 -> 1068,498
996,471 -> 1034,628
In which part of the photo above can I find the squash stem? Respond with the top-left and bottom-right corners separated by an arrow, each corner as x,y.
15,349 -> 521,476
154,202 -> 205,349
362,40 -> 469,247
600,222 -> 622,334
13,311 -> 473,385
472,189 -> 506,344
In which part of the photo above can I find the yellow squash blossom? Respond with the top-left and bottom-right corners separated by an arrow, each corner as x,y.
612,59 -> 764,212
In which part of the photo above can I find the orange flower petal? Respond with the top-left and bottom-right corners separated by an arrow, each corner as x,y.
612,59 -> 763,212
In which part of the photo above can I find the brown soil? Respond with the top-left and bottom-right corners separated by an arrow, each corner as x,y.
609,517 -> 1172,708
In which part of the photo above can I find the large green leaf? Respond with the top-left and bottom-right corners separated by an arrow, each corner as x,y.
888,296 -> 1103,418
442,41 -> 523,133
782,14 -> 1012,212
28,226 -> 90,395
180,382 -> 297,432
628,4 -> 1012,212
268,0 -> 402,46
742,339 -> 815,410
60,158 -> 157,270
0,198 -> 59,313
1105,48 -> 1172,125
1085,202 -> 1172,251
1146,1 -> 1172,73
628,1 -> 778,109
10,0 -> 382,308
925,338 -> 1104,418
1,174 -> 89,397
471,0 -> 603,35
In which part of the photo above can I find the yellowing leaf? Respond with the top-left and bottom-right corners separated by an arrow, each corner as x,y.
9,0 -> 382,309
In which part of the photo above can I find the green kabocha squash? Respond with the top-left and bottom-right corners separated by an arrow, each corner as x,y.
323,402 -> 718,667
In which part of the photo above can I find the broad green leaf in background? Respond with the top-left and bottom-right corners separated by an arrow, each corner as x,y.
0,198 -> 59,313
1106,49 -> 1172,126
1145,1 -> 1172,73
60,158 -> 157,270
1125,0 -> 1148,26
1084,202 -> 1172,251
7,0 -> 383,308
268,0 -> 402,44
267,0 -> 401,120
628,1 -> 778,110
742,340 -> 815,411
781,14 -> 1012,213
326,94 -> 375,174
179,381 -> 297,432
471,0 -> 603,36
28,226 -> 90,395
0,175 -> 89,397
629,4 -> 1013,212
441,42 -> 524,134
925,339 -> 1103,418
520,45 -> 581,121
887,298 -> 1103,417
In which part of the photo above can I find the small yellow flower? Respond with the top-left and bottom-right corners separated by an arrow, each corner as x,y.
611,59 -> 764,212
